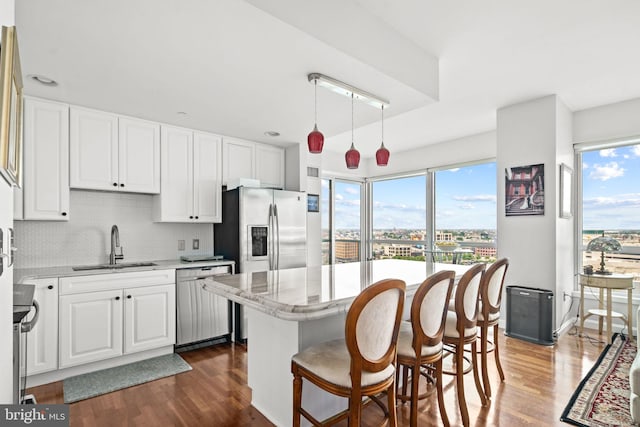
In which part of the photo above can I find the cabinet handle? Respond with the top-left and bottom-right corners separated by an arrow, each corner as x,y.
195,216 -> 199,219
127,295 -> 132,299
61,212 -> 67,216
47,285 -> 53,290
189,216 -> 193,219
113,182 -> 118,187
120,183 -> 125,187
115,296 -> 120,301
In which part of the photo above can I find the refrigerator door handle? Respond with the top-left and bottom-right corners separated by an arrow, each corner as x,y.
268,203 -> 274,270
274,204 -> 280,270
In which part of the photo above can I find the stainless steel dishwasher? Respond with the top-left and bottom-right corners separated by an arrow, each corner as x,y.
176,264 -> 234,349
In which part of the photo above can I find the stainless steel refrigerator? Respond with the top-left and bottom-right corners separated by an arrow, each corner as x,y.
214,187 -> 307,340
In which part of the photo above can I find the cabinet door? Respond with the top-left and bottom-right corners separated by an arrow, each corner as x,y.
255,143 -> 285,189
124,284 -> 175,354
24,278 -> 58,375
193,132 -> 222,222
69,107 -> 118,191
59,290 -> 123,368
23,98 -> 70,220
222,137 -> 255,186
119,117 -> 160,194
156,126 -> 194,222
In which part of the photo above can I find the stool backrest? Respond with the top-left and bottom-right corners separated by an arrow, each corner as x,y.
481,258 -> 509,317
346,279 -> 406,375
453,263 -> 486,331
411,270 -> 455,349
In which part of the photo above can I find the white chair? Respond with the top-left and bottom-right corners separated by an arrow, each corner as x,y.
291,278 -> 406,426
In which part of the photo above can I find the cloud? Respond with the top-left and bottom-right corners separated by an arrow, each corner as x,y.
583,193 -> 640,209
632,145 -> 640,157
344,187 -> 358,195
583,162 -> 589,169
452,195 -> 497,203
589,162 -> 624,181
600,148 -> 617,158
448,168 -> 460,173
321,180 -> 329,188
457,203 -> 475,210
335,194 -> 344,201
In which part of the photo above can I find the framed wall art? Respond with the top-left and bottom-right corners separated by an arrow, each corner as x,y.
505,163 -> 545,216
0,26 -> 24,187
307,194 -> 319,212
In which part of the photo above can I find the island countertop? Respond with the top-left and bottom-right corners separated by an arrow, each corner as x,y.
204,259 -> 469,321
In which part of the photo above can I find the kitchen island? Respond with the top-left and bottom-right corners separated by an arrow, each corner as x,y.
204,259 -> 469,426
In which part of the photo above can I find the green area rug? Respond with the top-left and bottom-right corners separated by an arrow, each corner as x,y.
561,333 -> 636,426
63,353 -> 191,403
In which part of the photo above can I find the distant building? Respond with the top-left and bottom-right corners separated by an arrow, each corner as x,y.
436,231 -> 453,241
384,244 -> 412,257
475,246 -> 497,257
335,240 -> 359,262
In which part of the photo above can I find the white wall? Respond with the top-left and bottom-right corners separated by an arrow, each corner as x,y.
14,190 -> 213,268
497,95 -> 573,331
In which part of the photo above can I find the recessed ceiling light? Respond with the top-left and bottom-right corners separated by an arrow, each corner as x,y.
27,74 -> 58,86
264,131 -> 280,137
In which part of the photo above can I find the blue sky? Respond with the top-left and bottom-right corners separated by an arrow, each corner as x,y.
322,162 -> 498,230
582,144 -> 640,230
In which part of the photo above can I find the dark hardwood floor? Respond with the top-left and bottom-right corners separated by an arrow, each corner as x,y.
28,327 -> 610,426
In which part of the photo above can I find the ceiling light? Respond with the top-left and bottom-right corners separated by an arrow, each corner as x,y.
376,105 -> 390,166
28,74 -> 58,86
307,73 -> 389,110
307,76 -> 324,153
265,131 -> 280,137
345,94 -> 360,169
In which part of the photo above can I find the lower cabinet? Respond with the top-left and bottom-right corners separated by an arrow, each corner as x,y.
59,270 -> 175,369
22,278 -> 59,375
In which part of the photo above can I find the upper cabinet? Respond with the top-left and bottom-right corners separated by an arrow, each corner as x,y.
154,125 -> 222,223
22,97 -> 70,221
70,107 -> 160,194
223,137 -> 285,189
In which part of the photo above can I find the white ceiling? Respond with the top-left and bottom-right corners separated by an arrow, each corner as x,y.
15,0 -> 640,159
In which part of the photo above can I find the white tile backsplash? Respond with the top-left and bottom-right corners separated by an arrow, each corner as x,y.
14,190 -> 214,268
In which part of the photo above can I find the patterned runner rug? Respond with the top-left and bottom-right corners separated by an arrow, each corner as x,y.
561,333 -> 636,426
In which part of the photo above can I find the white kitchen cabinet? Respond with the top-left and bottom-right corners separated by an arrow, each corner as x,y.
222,137 -> 284,189
70,107 -> 160,194
124,284 -> 175,354
155,125 -> 222,223
22,97 -> 70,220
23,278 -> 58,375
59,289 -> 123,368
255,143 -> 285,188
59,270 -> 175,368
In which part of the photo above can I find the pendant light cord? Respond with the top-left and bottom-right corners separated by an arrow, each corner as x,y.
381,105 -> 384,146
351,93 -> 354,146
314,79 -> 318,124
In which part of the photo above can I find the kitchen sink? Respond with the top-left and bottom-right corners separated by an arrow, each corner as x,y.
72,262 -> 157,271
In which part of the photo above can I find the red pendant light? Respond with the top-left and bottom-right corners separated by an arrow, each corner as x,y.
307,78 -> 324,153
345,94 -> 360,169
376,105 -> 390,166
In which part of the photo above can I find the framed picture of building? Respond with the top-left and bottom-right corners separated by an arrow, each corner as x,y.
505,163 -> 544,216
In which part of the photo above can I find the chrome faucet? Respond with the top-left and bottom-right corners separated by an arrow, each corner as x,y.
110,225 -> 124,265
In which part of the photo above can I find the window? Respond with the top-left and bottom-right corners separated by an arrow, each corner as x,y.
321,178 -> 363,264
580,144 -> 640,284
371,175 -> 427,261
434,162 -> 497,265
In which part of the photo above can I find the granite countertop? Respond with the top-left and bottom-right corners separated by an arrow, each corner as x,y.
14,258 -> 236,283
204,259 -> 469,321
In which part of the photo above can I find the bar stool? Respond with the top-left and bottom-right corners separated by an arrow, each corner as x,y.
442,263 -> 487,427
477,257 -> 509,399
291,279 -> 406,426
396,270 -> 456,427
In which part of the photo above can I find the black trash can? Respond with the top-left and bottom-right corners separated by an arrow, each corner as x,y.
505,286 -> 554,345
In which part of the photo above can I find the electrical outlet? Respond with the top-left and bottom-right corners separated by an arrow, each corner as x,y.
193,239 -> 199,250
178,240 -> 185,251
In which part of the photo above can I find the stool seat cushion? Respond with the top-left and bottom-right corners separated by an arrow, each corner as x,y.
396,322 -> 443,359
292,339 -> 395,388
444,310 -> 477,339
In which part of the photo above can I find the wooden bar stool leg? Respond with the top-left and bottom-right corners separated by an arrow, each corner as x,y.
480,324 -> 491,398
493,323 -> 505,381
435,359 -> 450,427
292,371 -> 302,427
455,342 -> 470,427
387,379 -> 398,427
471,340 -> 487,406
410,362 -> 420,427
